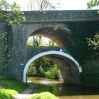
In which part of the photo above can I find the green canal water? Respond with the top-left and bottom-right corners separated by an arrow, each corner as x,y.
27,77 -> 99,99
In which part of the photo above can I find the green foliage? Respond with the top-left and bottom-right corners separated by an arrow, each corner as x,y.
30,92 -> 59,99
87,0 -> 99,9
87,0 -> 99,51
0,0 -> 26,68
34,85 -> 47,93
0,0 -> 26,25
0,73 -> 14,80
0,89 -> 17,99
27,36 -> 58,46
34,84 -> 59,96
66,22 -> 99,65
0,73 -> 28,99
0,32 -> 12,67
54,24 -> 60,31
82,1 -> 99,87
28,57 -> 54,76
86,33 -> 99,53
45,64 -> 59,79
28,57 -> 59,79
28,57 -> 52,75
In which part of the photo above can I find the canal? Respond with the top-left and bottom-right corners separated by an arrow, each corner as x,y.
27,77 -> 99,99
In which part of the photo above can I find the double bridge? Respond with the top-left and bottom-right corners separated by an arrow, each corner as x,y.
0,10 -> 99,85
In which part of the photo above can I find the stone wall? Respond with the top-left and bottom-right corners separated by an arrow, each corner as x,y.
45,55 -> 81,84
0,22 -> 8,73
0,22 -> 92,86
26,46 -> 69,59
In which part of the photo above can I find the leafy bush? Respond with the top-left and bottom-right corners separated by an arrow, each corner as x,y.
30,92 -> 59,99
45,65 -> 58,79
0,73 -> 28,99
0,89 -> 17,99
28,57 -> 55,77
28,57 -> 59,79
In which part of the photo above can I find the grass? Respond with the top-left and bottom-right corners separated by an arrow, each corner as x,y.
0,73 -> 28,99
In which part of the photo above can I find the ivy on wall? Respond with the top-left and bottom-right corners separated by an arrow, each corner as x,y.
66,21 -> 99,65
65,21 -> 99,88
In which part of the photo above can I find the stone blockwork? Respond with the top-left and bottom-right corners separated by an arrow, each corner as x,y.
31,27 -> 74,46
23,10 -> 99,23
0,22 -> 8,73
1,10 -> 99,86
26,46 -> 80,84
26,46 -> 69,60
45,54 -> 80,84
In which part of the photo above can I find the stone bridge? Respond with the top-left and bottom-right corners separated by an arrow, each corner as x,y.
26,46 -> 69,59
24,46 -> 82,83
0,10 -> 99,85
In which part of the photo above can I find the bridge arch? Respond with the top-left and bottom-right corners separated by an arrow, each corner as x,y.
29,26 -> 74,46
23,50 -> 82,83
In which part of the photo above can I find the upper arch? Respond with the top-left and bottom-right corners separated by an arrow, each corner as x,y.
26,23 -> 74,46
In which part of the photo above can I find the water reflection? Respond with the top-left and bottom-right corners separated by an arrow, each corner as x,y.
59,95 -> 99,99
58,83 -> 99,96
27,77 -> 99,99
28,77 -> 64,85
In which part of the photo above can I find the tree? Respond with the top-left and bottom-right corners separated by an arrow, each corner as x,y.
87,0 -> 99,9
0,0 -> 26,24
26,0 -> 55,11
86,0 -> 99,51
28,57 -> 54,76
27,57 -> 59,79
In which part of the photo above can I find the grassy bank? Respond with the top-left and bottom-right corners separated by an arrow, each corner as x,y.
0,73 -> 28,99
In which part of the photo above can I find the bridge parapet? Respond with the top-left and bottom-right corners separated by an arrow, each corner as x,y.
26,46 -> 69,59
23,10 -> 99,23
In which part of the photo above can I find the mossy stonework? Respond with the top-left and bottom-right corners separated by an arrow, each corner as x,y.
0,10 -> 99,88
